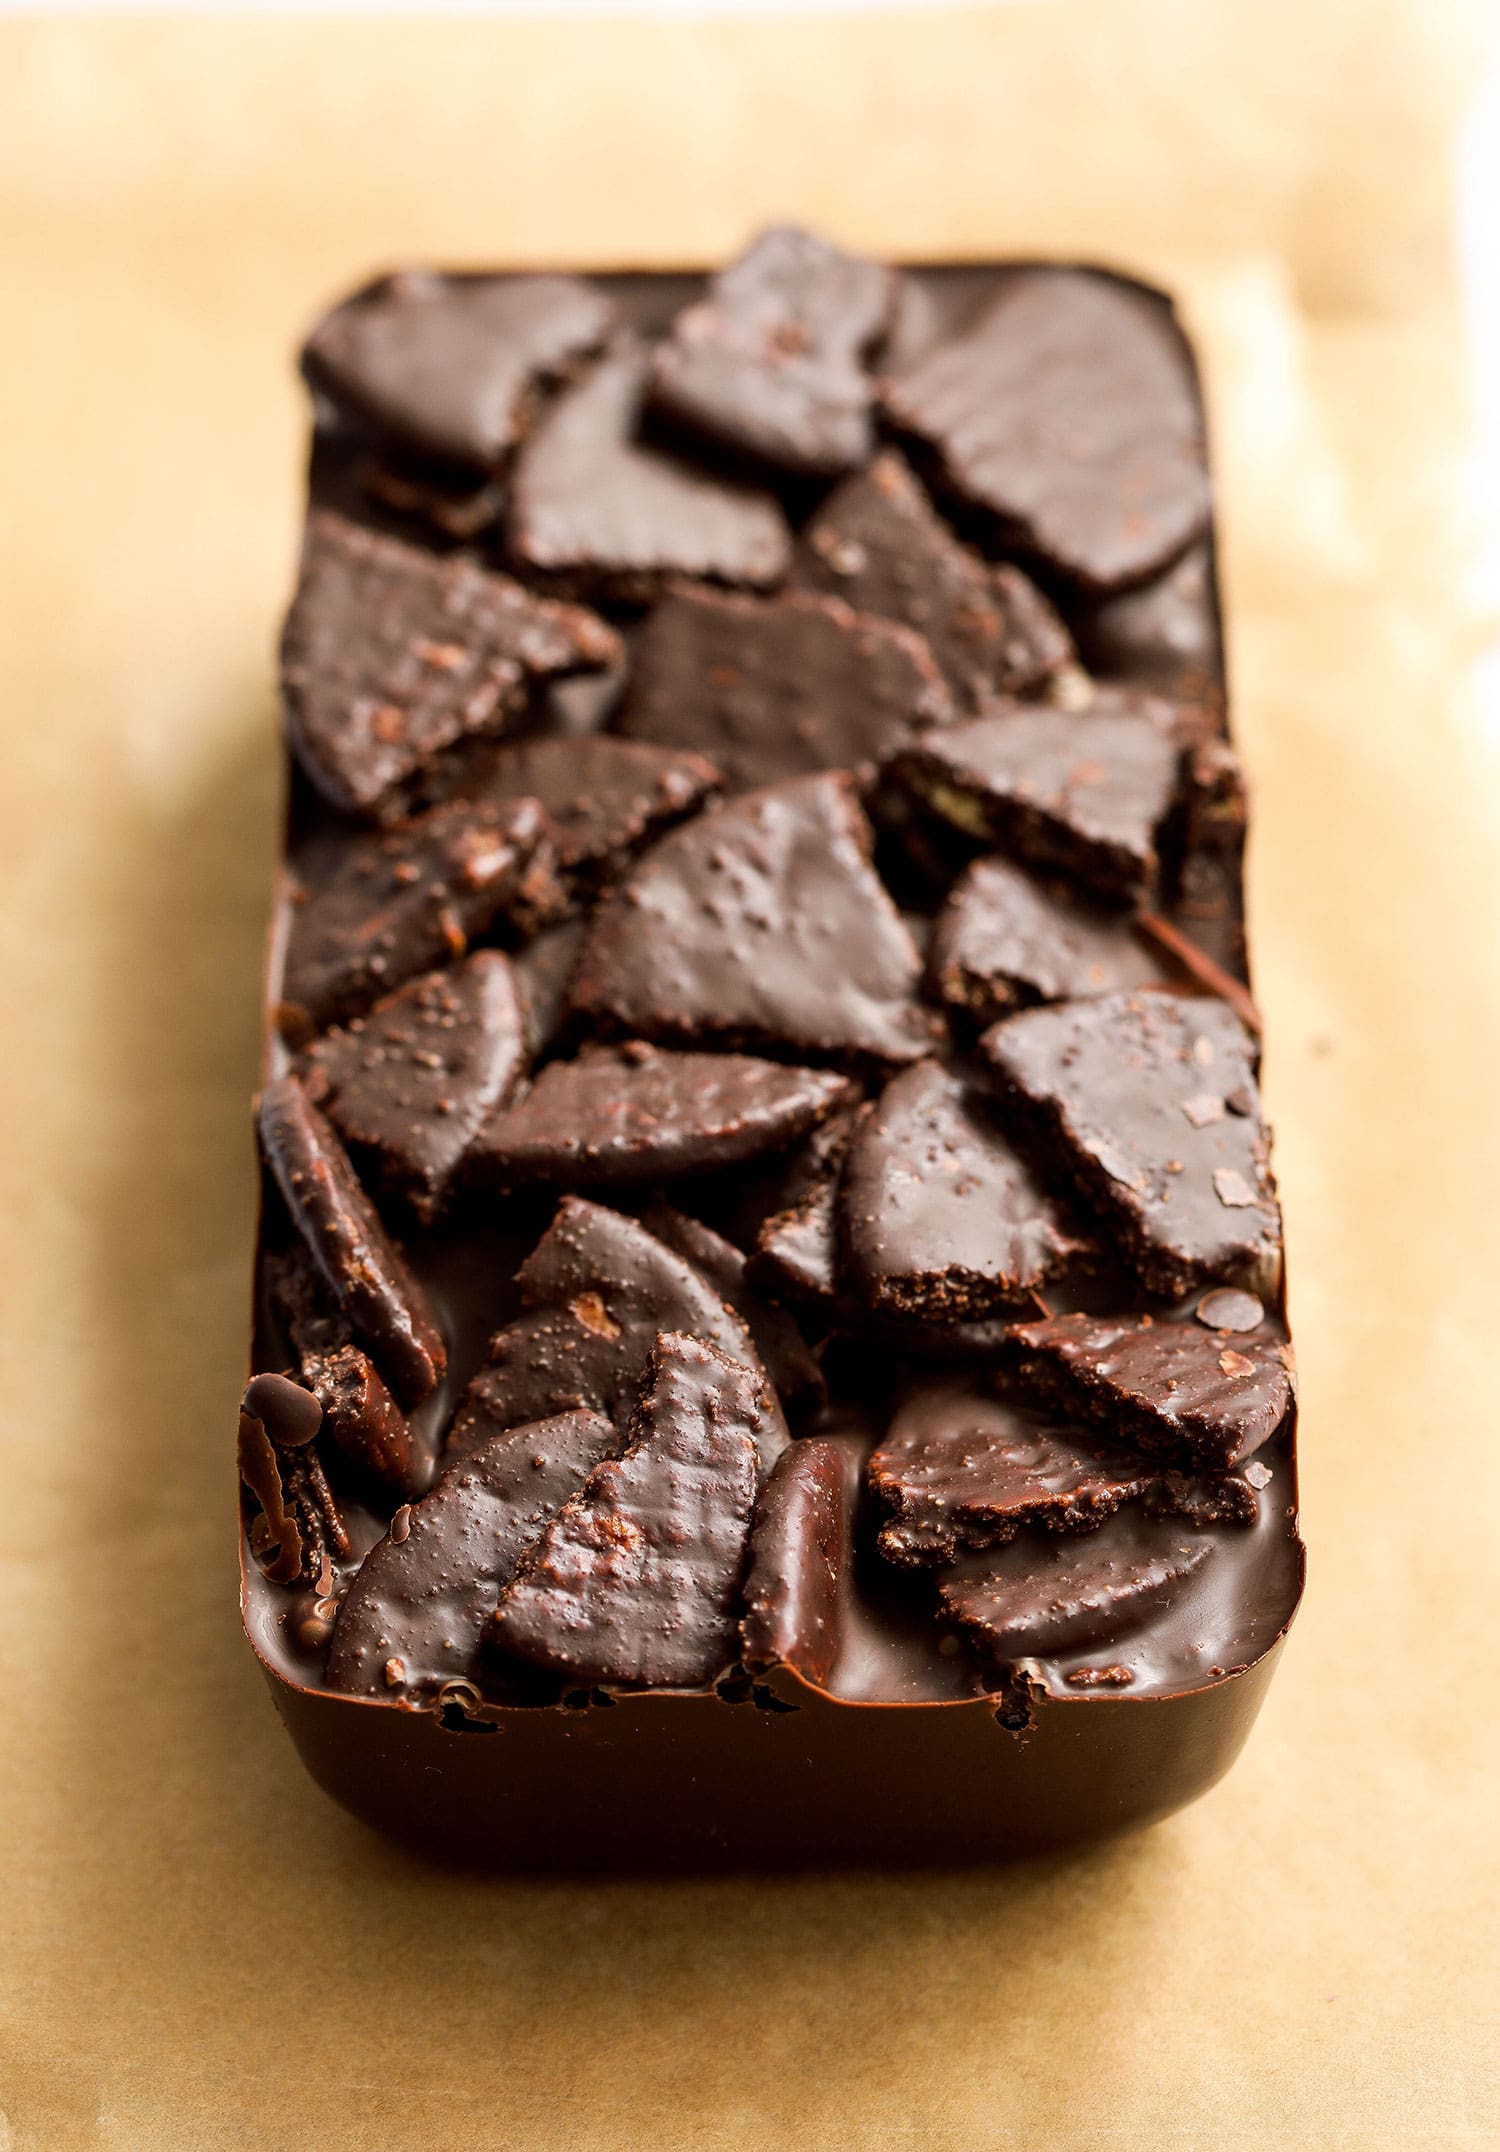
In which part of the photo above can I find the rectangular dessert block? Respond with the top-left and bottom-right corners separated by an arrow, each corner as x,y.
242,234 -> 1303,1867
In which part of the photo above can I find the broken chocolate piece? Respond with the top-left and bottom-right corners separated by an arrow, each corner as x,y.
883,270 -> 1209,592
508,340 -> 791,598
567,772 -> 936,1066
1074,539 -> 1222,706
927,854 -> 1174,1024
894,692 -> 1182,905
840,1059 -> 1082,1318
1003,1309 -> 1292,1469
460,732 -> 719,881
648,227 -> 894,477
489,1332 -> 761,1688
302,270 -> 615,468
469,1042 -> 852,1192
793,451 -> 1072,702
264,1242 -> 352,1365
512,916 -> 586,1056
614,583 -> 953,793
641,1204 -> 826,1418
301,950 -> 528,1220
869,1383 -> 1158,1564
279,793 -> 557,1037
256,1075 -> 446,1408
938,1517 -> 1215,1659
448,1197 -> 787,1471
238,1404 -> 349,1588
324,1408 -> 619,1698
752,1180 -> 842,1307
741,1435 -> 860,1685
281,513 -> 621,816
983,991 -> 1281,1297
302,1344 -> 431,1500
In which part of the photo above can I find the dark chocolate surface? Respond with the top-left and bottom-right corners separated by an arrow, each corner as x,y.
243,243 -> 1302,1869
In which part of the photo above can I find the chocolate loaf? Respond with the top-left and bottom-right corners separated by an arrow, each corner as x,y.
242,234 -> 1303,1866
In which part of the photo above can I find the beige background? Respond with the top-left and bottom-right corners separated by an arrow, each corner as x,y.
2,5 -> 1498,2145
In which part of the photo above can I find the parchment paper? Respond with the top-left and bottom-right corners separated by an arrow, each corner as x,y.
1,5 -> 1497,2146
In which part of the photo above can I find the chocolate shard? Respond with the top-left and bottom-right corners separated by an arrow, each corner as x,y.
710,1094 -> 865,1253
467,1043 -> 854,1192
302,1343 -> 433,1501
1003,1309 -> 1293,1469
507,340 -> 791,599
840,1059 -> 1084,1319
567,772 -> 937,1068
869,1383 -> 1159,1565
927,854 -> 1175,1025
641,1203 -> 826,1418
457,733 -> 720,883
648,227 -> 895,478
488,1332 -> 761,1689
280,514 -> 621,817
278,793 -> 558,1038
1073,538 -> 1223,709
324,1408 -> 619,1699
264,1241 -> 353,1364
355,452 -> 506,542
937,1518 -> 1215,1659
238,1398 -> 349,1588
982,991 -> 1282,1298
448,1197 -> 788,1472
792,450 -> 1073,702
883,269 -> 1210,593
741,1435 -> 861,1685
614,583 -> 954,794
512,916 -> 587,1057
256,1075 -> 446,1408
752,1180 -> 842,1306
301,269 -> 615,468
300,950 -> 529,1221
894,692 -> 1183,905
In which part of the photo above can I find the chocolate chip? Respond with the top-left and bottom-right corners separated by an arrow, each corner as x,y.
488,1332 -> 762,1688
241,1370 -> 323,1449
883,269 -> 1209,593
615,583 -> 953,794
567,771 -> 937,1068
793,451 -> 1072,703
301,950 -> 529,1221
257,1075 -> 446,1408
982,992 -> 1281,1297
841,1059 -> 1084,1319
648,227 -> 895,477
1003,1309 -> 1292,1468
302,270 -> 615,468
324,1408 -> 619,1698
894,692 -> 1183,906
468,1044 -> 853,1193
508,339 -> 791,600
1194,1288 -> 1265,1333
281,514 -> 621,817
279,794 -> 558,1037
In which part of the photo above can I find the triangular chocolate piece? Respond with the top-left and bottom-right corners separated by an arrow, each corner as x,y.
841,1059 -> 1083,1319
279,793 -> 557,1037
468,1043 -> 853,1191
301,950 -> 528,1220
614,583 -> 953,793
447,1197 -> 787,1472
983,991 -> 1281,1298
324,1408 -> 619,1698
793,451 -> 1072,702
883,270 -> 1210,593
928,854 -> 1174,1025
302,270 -> 615,467
1004,1308 -> 1292,1468
648,227 -> 894,477
460,733 -> 718,882
281,514 -> 621,816
894,693 -> 1182,904
257,1076 -> 445,1408
567,772 -> 936,1067
508,340 -> 791,599
488,1333 -> 761,1689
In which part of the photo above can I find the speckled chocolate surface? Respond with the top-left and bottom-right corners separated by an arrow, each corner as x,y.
242,237 -> 1302,1867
